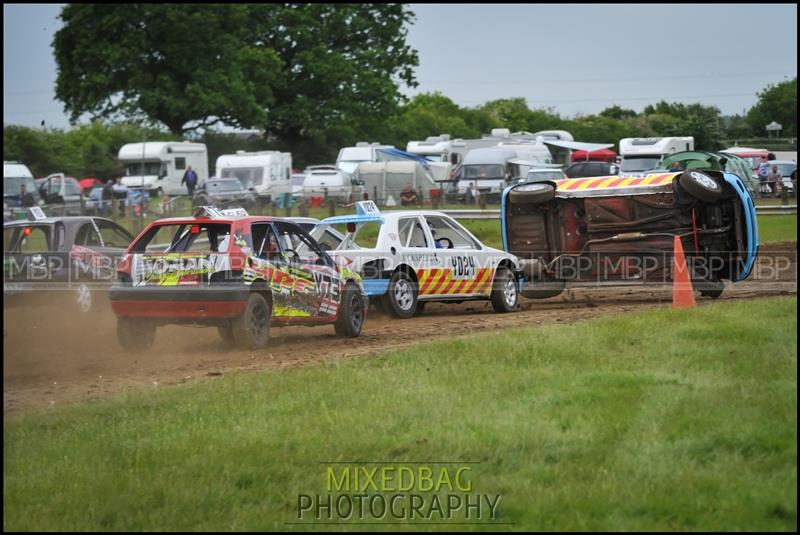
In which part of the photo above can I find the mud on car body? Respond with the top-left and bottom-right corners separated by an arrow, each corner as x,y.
109,207 -> 367,352
313,201 -> 523,318
4,212 -> 134,313
501,170 -> 758,299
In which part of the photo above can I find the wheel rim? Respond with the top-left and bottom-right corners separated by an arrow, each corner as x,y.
77,283 -> 91,313
393,279 -> 413,310
350,293 -> 363,330
690,172 -> 719,191
503,276 -> 517,308
249,302 -> 268,339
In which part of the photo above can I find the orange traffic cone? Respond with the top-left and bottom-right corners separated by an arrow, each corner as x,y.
672,235 -> 696,309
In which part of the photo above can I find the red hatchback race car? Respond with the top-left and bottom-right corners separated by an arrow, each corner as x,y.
109,207 -> 367,352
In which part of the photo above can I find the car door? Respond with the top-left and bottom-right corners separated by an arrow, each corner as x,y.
270,221 -> 342,319
422,214 -> 492,297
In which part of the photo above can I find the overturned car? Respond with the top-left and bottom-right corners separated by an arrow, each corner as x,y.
501,170 -> 758,299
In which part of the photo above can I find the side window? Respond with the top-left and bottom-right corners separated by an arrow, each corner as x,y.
175,158 -> 186,171
75,222 -> 102,247
274,222 -> 327,265
6,226 -> 50,253
425,216 -> 479,250
251,223 -> 281,261
95,220 -> 133,248
399,217 -> 429,248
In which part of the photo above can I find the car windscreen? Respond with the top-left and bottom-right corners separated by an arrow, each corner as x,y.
772,163 -> 796,176
462,164 -> 505,180
620,157 -> 661,173
207,180 -> 244,192
4,177 -> 39,198
132,223 -> 232,253
4,225 -> 51,253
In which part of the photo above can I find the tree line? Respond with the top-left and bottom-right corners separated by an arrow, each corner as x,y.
4,4 -> 796,177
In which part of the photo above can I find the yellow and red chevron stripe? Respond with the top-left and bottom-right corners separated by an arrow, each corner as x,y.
556,172 -> 679,191
416,267 -> 495,296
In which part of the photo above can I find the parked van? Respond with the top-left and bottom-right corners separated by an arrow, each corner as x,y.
618,137 -> 694,175
455,146 -> 519,203
336,142 -> 394,176
301,165 -> 353,201
118,141 -> 208,196
216,150 -> 292,203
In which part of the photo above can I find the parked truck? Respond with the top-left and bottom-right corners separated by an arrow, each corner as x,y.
118,141 -> 208,196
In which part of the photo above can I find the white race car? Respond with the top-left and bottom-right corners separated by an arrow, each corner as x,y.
313,201 -> 523,318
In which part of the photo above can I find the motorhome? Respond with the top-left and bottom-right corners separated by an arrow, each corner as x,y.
618,137 -> 694,175
119,141 -> 208,196
215,150 -> 292,203
454,146 -> 519,203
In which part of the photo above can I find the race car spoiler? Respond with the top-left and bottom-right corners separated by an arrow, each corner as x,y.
320,200 -> 385,226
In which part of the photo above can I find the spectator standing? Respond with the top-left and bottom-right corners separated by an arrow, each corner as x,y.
19,184 -> 35,208
112,177 -> 129,217
181,165 -> 198,197
467,182 -> 480,206
766,165 -> 783,199
757,156 -> 770,198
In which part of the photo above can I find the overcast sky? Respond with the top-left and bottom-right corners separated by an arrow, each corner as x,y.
3,3 -> 797,131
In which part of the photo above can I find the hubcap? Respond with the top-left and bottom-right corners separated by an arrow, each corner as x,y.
503,277 -> 517,307
394,279 -> 413,310
77,284 -> 91,313
250,303 -> 267,339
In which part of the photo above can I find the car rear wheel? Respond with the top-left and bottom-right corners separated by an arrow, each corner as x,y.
217,322 -> 235,343
232,293 -> 271,349
679,171 -> 722,202
386,271 -> 418,319
117,317 -> 156,353
334,282 -> 365,337
508,183 -> 556,204
491,267 -> 519,313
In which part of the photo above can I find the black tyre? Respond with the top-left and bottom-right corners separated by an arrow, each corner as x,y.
117,317 -> 156,353
696,278 -> 725,299
508,183 -> 556,204
385,270 -> 418,319
217,322 -> 235,343
679,171 -> 722,202
232,293 -> 271,349
334,282 -> 365,337
521,279 -> 566,299
491,267 -> 519,313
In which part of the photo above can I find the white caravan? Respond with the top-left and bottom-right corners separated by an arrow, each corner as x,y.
119,141 -> 208,196
216,150 -> 292,203
618,137 -> 694,175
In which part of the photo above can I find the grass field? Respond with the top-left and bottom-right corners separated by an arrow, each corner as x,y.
4,297 -> 797,531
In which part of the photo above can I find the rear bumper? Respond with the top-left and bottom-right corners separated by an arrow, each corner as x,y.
110,285 -> 249,319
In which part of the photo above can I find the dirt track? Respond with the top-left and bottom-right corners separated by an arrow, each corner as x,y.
4,243 -> 796,414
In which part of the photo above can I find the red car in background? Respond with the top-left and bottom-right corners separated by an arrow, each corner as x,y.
79,177 -> 105,194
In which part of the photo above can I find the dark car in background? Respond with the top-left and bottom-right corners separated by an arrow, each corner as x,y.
4,215 -> 135,313
193,177 -> 256,210
564,161 -> 619,178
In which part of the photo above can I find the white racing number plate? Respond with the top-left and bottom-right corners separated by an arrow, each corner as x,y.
450,255 -> 476,280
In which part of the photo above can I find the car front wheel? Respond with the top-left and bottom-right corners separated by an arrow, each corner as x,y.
491,268 -> 519,313
334,282 -> 365,337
